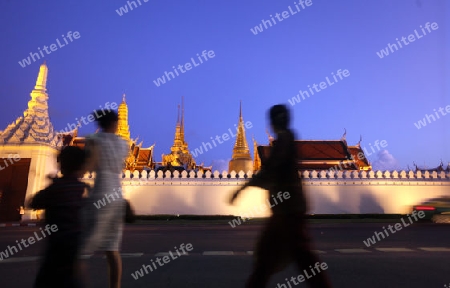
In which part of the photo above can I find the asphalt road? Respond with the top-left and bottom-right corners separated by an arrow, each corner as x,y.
1,220 -> 450,288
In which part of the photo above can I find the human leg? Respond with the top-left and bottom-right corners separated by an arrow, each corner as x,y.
34,242 -> 65,288
104,202 -> 124,288
105,250 -> 122,288
246,216 -> 288,288
288,215 -> 332,288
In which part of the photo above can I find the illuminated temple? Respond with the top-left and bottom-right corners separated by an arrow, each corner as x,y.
158,97 -> 207,172
62,94 -> 155,172
0,62 -> 376,176
0,62 -> 375,176
0,62 -> 394,222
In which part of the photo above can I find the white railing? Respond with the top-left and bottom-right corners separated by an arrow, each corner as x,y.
80,169 -> 450,181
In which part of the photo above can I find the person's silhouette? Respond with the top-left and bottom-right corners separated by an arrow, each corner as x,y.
29,146 -> 89,288
229,104 -> 332,288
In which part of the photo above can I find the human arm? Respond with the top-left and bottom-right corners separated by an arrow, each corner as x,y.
84,136 -> 99,173
229,132 -> 292,204
28,185 -> 54,210
229,182 -> 251,205
245,131 -> 292,189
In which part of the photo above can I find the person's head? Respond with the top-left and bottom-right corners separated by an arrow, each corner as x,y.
57,146 -> 87,177
269,104 -> 290,133
92,109 -> 119,133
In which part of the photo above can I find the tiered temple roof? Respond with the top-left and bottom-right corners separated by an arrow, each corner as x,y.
0,62 -> 61,147
116,94 -> 154,171
161,97 -> 193,169
0,62 -> 386,173
348,144 -> 372,171
257,132 -> 372,171
160,97 -> 209,172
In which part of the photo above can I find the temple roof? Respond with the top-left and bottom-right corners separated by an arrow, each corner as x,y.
295,140 -> 352,160
414,161 -> 450,172
67,136 -> 154,171
348,145 -> 372,170
257,139 -> 370,170
0,62 -> 61,147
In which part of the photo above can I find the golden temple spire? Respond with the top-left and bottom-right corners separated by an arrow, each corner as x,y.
117,93 -> 131,143
231,101 -> 251,160
252,136 -> 261,171
228,101 -> 252,173
266,128 -> 274,145
163,97 -> 196,169
26,62 -> 50,115
0,61 -> 61,146
232,101 -> 252,159
170,99 -> 186,153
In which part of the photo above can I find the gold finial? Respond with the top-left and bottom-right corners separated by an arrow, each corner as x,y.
181,96 -> 185,141
34,62 -> 48,91
340,128 -> 347,145
356,135 -> 362,148
239,100 -> 242,120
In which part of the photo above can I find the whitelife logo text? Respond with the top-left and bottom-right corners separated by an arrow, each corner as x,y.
153,50 -> 215,87
18,31 -> 81,68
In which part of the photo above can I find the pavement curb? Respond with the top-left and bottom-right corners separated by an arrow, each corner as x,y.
0,222 -> 40,227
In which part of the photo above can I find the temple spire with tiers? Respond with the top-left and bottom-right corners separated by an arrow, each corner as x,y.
228,101 -> 253,173
252,135 -> 261,171
117,94 -> 131,143
0,61 -> 61,146
162,96 -> 196,169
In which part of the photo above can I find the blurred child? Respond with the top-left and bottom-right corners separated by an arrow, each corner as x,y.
29,146 -> 89,288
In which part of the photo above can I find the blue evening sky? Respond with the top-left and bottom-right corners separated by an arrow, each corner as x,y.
0,0 -> 448,171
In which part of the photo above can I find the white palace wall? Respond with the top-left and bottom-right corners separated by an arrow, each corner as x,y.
81,169 -> 450,216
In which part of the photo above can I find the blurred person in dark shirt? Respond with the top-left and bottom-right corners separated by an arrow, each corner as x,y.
28,146 -> 89,288
229,104 -> 332,288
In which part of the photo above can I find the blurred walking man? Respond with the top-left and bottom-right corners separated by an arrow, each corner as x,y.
229,104 -> 332,288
